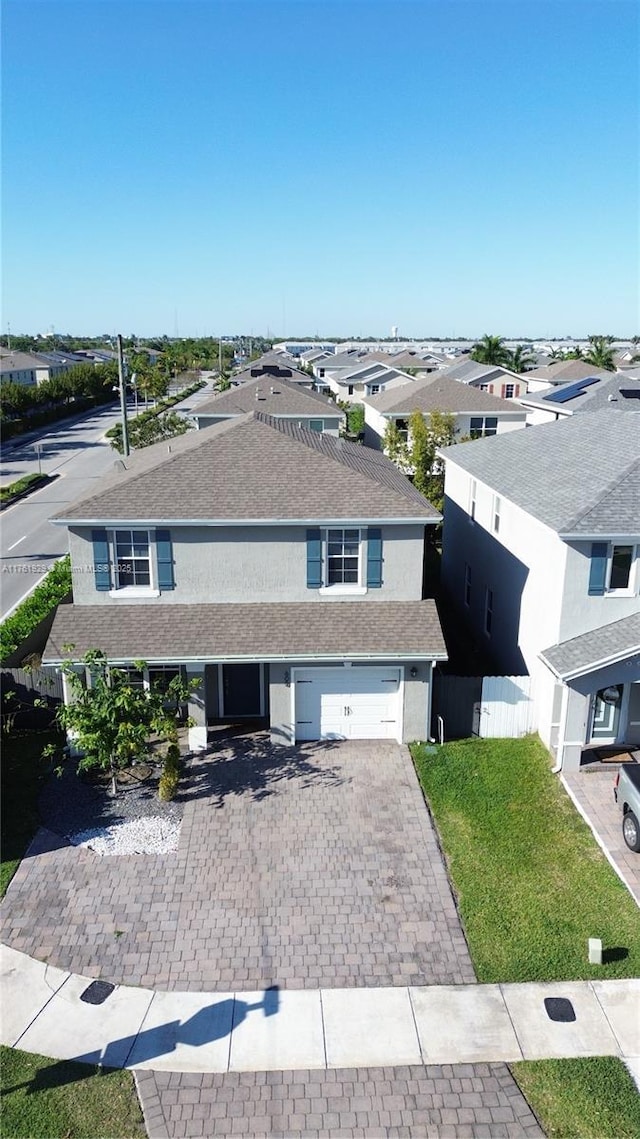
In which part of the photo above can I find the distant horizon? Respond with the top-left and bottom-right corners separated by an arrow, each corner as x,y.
2,330 -> 637,345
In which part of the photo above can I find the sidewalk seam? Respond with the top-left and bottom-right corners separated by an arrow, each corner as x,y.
13,970 -> 71,1050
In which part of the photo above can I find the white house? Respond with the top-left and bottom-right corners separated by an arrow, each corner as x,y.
363,374 -> 527,450
439,410 -> 640,771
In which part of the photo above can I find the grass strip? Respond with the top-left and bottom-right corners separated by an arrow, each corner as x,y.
411,736 -> 640,981
511,1056 -> 640,1138
0,1045 -> 145,1139
0,473 -> 49,506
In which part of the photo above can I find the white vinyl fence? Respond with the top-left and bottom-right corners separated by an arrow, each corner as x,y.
476,675 -> 537,738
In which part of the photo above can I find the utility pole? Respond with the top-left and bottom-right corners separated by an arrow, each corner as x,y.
116,334 -> 130,457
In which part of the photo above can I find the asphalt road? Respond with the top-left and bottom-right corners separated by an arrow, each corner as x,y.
0,383 -> 214,618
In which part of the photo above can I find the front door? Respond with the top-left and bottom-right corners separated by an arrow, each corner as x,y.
590,685 -> 623,742
221,664 -> 262,718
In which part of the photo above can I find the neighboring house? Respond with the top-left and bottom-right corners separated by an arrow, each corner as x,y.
362,374 -> 527,449
439,410 -> 640,770
233,353 -> 314,388
321,362 -> 416,402
367,350 -> 444,373
187,375 -> 345,435
518,374 -> 640,425
0,350 -> 76,386
43,412 -> 446,750
437,360 -> 527,398
523,359 -> 612,394
312,349 -> 376,385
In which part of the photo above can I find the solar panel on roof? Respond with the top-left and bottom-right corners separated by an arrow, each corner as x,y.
620,389 -> 640,399
544,376 -> 601,404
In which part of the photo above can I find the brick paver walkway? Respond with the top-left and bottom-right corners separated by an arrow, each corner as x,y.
0,737 -> 475,989
135,1063 -> 544,1138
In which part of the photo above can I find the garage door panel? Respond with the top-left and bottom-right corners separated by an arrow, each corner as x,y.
294,668 -> 402,742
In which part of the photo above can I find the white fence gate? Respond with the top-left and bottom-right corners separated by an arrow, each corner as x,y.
477,675 -> 537,738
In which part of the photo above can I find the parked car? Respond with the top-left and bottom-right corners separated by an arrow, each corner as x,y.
614,764 -> 640,852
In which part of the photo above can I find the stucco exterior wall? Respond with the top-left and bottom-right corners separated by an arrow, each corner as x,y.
68,523 -> 426,605
560,542 -> 640,642
195,414 -> 342,436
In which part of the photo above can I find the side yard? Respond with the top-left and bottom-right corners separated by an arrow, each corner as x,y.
411,734 -> 640,1138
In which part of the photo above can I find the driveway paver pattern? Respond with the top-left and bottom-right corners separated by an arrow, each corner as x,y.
135,1063 -> 544,1138
0,738 -> 475,989
563,769 -> 640,905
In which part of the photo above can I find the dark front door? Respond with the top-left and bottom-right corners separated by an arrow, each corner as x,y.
222,664 -> 262,718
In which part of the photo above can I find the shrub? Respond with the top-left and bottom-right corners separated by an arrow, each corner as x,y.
0,473 -> 48,505
0,557 -> 72,664
158,743 -> 182,800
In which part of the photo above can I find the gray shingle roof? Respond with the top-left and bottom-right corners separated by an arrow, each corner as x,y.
54,412 -> 439,523
364,374 -> 523,414
43,600 -> 447,664
192,375 -> 344,418
438,361 -> 516,385
440,408 -> 640,535
524,360 -> 612,385
521,374 -> 640,415
540,611 -> 640,680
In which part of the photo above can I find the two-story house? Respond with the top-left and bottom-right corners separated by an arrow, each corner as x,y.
188,375 -> 345,435
439,409 -> 640,770
43,413 -> 446,750
363,374 -> 527,450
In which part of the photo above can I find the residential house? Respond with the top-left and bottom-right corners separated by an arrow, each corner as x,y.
321,362 -> 416,402
523,359 -> 612,394
439,410 -> 640,770
437,360 -> 527,399
233,352 -> 314,388
187,376 -> 345,435
0,350 -> 77,386
362,374 -> 527,450
518,373 -> 640,425
43,413 -> 446,750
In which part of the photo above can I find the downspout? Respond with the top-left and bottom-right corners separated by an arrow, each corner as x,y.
551,682 -> 569,774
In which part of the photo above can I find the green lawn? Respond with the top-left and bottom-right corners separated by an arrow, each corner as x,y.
411,736 -> 640,982
512,1057 -> 640,1139
0,729 -> 63,897
0,1046 -> 145,1139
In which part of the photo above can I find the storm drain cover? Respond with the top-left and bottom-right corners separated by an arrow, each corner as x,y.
544,997 -> 576,1023
80,980 -> 115,1005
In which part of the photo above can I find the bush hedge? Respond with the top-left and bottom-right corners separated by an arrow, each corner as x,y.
106,380 -> 205,453
0,473 -> 49,506
0,557 -> 72,664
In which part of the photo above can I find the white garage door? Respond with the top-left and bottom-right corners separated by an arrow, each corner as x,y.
294,667 -> 402,741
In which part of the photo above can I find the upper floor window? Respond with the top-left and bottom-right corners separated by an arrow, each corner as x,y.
348,384 -> 354,395
503,384 -> 515,399
308,419 -> 324,432
115,530 -> 151,588
470,416 -> 498,439
469,478 -> 477,522
396,417 -> 409,442
492,495 -> 501,534
327,528 -> 361,585
464,563 -> 471,607
608,545 -> 636,592
370,384 -> 380,394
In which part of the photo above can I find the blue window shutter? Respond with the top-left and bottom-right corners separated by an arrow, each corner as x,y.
588,542 -> 608,595
156,529 -> 175,590
306,528 -> 322,588
92,529 -> 111,591
367,527 -> 383,588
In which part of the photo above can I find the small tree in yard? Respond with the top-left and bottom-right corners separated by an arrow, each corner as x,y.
408,409 -> 457,513
47,650 -> 199,796
382,419 -> 411,472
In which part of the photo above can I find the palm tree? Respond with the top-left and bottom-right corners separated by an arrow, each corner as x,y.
584,334 -> 616,372
506,345 -> 536,373
470,334 -> 510,366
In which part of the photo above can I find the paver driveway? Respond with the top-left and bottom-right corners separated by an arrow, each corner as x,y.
0,735 -> 475,989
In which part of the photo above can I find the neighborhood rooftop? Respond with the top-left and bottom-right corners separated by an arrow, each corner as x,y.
191,374 -> 342,417
365,373 -> 521,414
540,611 -> 640,681
53,411 -> 440,523
520,373 -> 640,415
439,408 -> 640,536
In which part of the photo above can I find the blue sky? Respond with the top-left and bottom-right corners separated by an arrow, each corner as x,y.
3,0 -> 638,337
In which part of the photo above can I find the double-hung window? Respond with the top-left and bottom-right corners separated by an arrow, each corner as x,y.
464,563 -> 472,607
326,528 -> 361,585
308,419 -> 324,433
115,530 -> 151,588
484,587 -> 494,636
492,495 -> 501,534
469,478 -> 477,522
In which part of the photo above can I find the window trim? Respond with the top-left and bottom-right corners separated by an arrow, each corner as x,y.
492,495 -> 501,534
308,418 -> 324,432
469,478 -> 477,522
470,416 -> 499,439
108,528 -> 160,598
318,527 -> 367,595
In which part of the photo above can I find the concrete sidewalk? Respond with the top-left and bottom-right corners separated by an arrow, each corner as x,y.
2,945 -> 638,1077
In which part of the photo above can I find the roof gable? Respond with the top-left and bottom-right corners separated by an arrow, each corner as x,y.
364,374 -> 522,414
192,375 -> 343,417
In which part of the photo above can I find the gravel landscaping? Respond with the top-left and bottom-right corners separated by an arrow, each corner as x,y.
39,752 -> 188,855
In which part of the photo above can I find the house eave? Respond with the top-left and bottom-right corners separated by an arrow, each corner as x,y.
53,515 -> 441,527
539,644 -> 640,683
45,650 -> 450,668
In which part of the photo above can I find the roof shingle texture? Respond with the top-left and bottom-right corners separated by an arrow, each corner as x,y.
56,412 -> 439,522
43,600 -> 447,663
365,374 -> 523,414
440,408 -> 640,535
192,375 -> 343,418
540,611 -> 640,678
